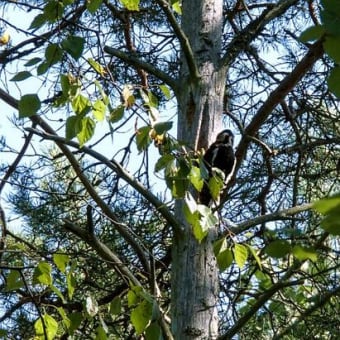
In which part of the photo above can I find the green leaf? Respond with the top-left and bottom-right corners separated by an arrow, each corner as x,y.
66,115 -> 80,140
61,35 -> 85,60
33,262 -> 52,286
68,312 -> 83,335
246,244 -> 262,270
120,0 -> 140,11
51,284 -> 66,303
67,270 -> 76,299
131,300 -> 153,335
145,321 -> 161,340
93,99 -> 106,121
233,244 -> 248,269
87,0 -> 103,13
172,0 -> 182,14
292,245 -> 318,262
127,286 -> 142,307
327,67 -> 340,97
45,43 -> 63,65
5,270 -> 24,291
29,14 -> 47,30
72,94 -> 92,116
153,121 -> 173,135
136,126 -> 152,152
217,248 -> 233,272
77,117 -> 96,146
24,57 -> 42,66
18,94 -> 41,118
323,36 -> 340,63
188,166 -> 204,191
109,105 -> 125,123
44,0 -> 64,22
53,253 -> 69,273
95,326 -> 107,340
265,240 -> 291,258
321,214 -> 340,235
10,71 -> 32,82
34,314 -> 58,340
299,25 -> 325,43
110,296 -> 121,315
155,154 -> 175,172
88,57 -> 106,76
159,84 -> 171,99
208,172 -> 224,201
37,62 -> 51,75
313,194 -> 340,215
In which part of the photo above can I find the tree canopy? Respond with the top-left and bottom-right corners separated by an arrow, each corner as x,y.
0,0 -> 339,339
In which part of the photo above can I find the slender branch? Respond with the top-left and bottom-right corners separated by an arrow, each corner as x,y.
103,46 -> 178,92
0,87 -> 151,272
229,202 -> 314,235
154,0 -> 200,81
218,232 -> 329,339
273,285 -> 340,339
24,127 -> 182,233
221,0 -> 298,67
63,219 -> 141,286
234,39 -> 324,173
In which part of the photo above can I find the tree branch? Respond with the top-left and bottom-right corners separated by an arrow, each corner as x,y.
104,46 -> 179,92
221,0 -> 298,67
229,202 -> 314,235
154,0 -> 200,81
0,87 -> 151,272
24,127 -> 181,234
218,232 -> 329,339
234,39 -> 324,173
273,284 -> 340,339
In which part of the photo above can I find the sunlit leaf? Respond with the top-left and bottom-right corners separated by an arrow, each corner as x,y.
122,85 -> 135,108
159,84 -> 171,99
93,99 -> 106,121
77,116 -> 96,146
33,262 -> 52,286
88,57 -> 107,76
34,314 -> 58,340
188,166 -> 204,191
120,0 -> 140,11
53,253 -> 69,273
131,299 -> 153,335
233,244 -> 248,269
292,245 -> 318,262
246,244 -> 262,270
72,94 -> 91,116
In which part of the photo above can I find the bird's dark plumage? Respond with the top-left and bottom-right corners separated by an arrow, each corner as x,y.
199,129 -> 236,206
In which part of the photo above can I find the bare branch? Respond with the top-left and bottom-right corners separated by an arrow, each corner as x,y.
103,46 -> 178,91
229,202 -> 314,235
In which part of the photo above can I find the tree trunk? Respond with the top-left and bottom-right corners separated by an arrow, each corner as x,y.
171,0 -> 225,338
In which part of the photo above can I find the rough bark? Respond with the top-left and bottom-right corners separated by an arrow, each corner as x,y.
171,0 -> 224,338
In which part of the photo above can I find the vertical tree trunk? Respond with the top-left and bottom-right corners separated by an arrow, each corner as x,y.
171,0 -> 225,338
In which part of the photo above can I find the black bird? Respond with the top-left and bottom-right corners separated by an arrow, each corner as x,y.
199,129 -> 236,206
